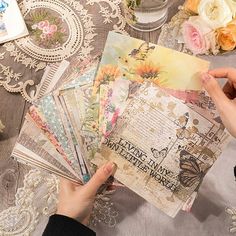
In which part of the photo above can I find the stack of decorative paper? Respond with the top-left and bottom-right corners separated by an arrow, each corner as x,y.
12,32 -> 231,217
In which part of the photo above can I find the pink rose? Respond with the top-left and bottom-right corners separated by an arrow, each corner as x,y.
37,20 -> 49,30
42,26 -> 51,34
111,108 -> 120,125
49,24 -> 57,33
182,16 -> 212,55
47,33 -> 53,38
60,28 -> 66,33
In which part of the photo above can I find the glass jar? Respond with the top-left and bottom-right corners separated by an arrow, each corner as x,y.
123,0 -> 169,32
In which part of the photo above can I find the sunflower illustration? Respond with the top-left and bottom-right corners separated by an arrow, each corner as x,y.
135,62 -> 161,82
94,65 -> 121,92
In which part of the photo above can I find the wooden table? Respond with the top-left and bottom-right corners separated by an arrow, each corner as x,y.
1,1 -> 236,236
0,0 -> 184,213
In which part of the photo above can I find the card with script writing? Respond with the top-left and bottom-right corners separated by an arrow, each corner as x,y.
92,82 -> 231,217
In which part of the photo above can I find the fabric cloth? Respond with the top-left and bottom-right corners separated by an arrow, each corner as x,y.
43,214 -> 96,236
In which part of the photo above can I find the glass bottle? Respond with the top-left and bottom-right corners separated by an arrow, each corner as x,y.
123,0 -> 169,32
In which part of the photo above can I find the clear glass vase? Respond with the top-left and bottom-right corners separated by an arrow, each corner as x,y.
123,0 -> 169,32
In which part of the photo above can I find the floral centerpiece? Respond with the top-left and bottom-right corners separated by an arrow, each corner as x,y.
158,0 -> 236,55
181,0 -> 236,55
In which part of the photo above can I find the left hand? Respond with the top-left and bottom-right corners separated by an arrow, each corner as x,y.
56,162 -> 116,225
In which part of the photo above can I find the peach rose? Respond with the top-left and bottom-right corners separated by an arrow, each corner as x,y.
182,16 -> 212,54
184,0 -> 200,13
49,24 -> 57,33
217,23 -> 236,51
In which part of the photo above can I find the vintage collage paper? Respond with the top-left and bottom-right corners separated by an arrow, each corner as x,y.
92,82 -> 231,217
91,32 -> 211,141
12,58 -> 100,184
94,31 -> 210,94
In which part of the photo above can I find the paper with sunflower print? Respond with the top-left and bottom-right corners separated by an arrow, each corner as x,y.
93,31 -> 209,96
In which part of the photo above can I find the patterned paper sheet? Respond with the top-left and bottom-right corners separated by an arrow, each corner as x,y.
93,31 -> 210,95
86,31 -> 211,149
33,95 -> 82,175
92,83 -> 231,217
12,59 -> 100,184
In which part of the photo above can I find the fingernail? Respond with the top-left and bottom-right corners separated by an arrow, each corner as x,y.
201,73 -> 212,83
104,162 -> 117,175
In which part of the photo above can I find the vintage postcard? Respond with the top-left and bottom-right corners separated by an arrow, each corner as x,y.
92,82 -> 231,217
0,19 -> 7,37
0,0 -> 28,43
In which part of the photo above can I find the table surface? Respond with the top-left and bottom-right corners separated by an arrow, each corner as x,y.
0,1 -> 236,235
0,0 -> 182,211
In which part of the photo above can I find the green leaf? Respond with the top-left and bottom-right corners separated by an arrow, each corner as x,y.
136,0 -> 141,6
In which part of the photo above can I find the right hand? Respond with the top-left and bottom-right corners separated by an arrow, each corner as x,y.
201,68 -> 236,137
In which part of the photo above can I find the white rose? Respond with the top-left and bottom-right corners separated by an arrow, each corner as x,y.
198,0 -> 233,29
225,0 -> 236,16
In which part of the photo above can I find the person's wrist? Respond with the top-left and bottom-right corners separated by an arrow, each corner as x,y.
56,209 -> 77,220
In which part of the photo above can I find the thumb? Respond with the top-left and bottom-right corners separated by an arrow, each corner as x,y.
201,73 -> 236,137
201,73 -> 231,110
82,161 -> 116,197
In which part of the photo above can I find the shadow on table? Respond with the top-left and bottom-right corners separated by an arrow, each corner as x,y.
0,131 -> 14,142
191,192 -> 223,222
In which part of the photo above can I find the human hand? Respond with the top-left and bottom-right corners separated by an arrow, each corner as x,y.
201,68 -> 236,137
56,162 -> 116,225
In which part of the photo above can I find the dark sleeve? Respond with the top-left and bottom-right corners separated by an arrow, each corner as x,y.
42,214 -> 96,236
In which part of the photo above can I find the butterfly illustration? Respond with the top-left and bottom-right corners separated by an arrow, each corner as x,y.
129,42 -> 155,61
175,112 -> 198,140
178,150 -> 210,189
176,126 -> 198,140
129,82 -> 141,95
175,112 -> 189,128
151,147 -> 168,159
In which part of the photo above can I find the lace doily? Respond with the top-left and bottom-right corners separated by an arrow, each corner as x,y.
226,207 -> 236,234
0,0 -> 127,102
0,169 -> 118,235
158,7 -> 190,52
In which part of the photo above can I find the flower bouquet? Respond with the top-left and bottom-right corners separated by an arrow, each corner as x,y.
158,0 -> 236,55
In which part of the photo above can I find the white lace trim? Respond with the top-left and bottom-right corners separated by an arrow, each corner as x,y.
17,0 -> 94,62
0,169 -> 119,235
0,0 -> 128,102
0,169 -> 59,235
226,207 -> 236,234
